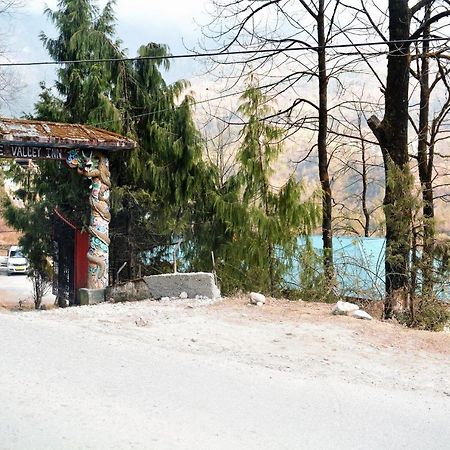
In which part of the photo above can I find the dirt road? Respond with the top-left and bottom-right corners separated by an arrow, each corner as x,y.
0,297 -> 449,449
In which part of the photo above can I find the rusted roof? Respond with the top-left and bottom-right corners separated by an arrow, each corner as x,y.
0,117 -> 136,151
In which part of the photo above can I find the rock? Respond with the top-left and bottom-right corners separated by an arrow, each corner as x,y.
250,292 -> 266,305
332,300 -> 359,315
180,291 -> 188,299
160,296 -> 170,302
256,301 -> 264,307
135,317 -> 149,327
350,310 -> 373,320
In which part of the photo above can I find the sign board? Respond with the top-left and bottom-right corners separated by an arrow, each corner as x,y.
0,143 -> 71,161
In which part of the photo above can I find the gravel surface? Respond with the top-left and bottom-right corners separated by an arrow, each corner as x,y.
0,296 -> 449,449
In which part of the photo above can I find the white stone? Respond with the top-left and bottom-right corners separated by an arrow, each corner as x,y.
180,292 -> 188,299
350,310 -> 373,320
332,300 -> 359,315
160,296 -> 170,302
135,317 -> 148,327
250,292 -> 266,305
256,301 -> 264,307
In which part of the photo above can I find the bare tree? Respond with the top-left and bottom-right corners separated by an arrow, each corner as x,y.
409,1 -> 450,297
29,268 -> 52,310
0,1 -> 24,109
201,0 -> 364,279
367,0 -> 450,318
333,108 -> 384,237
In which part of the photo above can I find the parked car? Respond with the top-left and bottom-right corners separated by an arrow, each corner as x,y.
7,246 -> 30,275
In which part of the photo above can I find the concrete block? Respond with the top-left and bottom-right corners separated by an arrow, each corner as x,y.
106,279 -> 150,303
143,272 -> 221,299
78,288 -> 106,305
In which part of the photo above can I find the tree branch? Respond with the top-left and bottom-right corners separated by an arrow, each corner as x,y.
410,11 -> 450,41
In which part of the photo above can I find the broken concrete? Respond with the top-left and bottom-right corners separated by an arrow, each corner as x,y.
78,288 -> 106,305
106,279 -> 150,303
143,272 -> 220,300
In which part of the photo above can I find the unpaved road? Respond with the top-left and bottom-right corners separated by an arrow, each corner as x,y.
0,297 -> 449,450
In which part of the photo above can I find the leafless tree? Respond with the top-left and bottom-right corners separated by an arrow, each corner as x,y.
409,1 -> 450,297
332,107 -> 384,237
201,0 -> 365,279
0,1 -> 24,109
365,0 -> 450,317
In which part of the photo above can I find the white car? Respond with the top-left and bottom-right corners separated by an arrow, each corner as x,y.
7,246 -> 30,275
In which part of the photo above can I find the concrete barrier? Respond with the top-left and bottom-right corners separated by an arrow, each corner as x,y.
106,279 -> 150,303
143,272 -> 220,299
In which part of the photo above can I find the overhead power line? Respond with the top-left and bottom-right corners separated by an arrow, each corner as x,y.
0,37 -> 449,68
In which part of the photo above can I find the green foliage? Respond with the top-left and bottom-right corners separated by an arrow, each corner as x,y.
204,79 -> 319,296
399,298 -> 450,332
5,0 -> 213,282
3,2 -> 317,299
1,163 -> 75,278
295,239 -> 337,303
0,168 -> 7,206
40,0 -> 125,127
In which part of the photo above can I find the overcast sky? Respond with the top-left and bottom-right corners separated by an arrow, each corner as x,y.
0,0 -> 210,117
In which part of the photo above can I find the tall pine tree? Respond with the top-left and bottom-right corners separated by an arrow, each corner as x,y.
205,80 -> 319,295
4,0 -> 211,283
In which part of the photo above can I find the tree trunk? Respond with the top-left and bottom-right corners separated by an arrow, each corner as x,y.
368,0 -> 413,318
317,0 -> 333,279
417,5 -> 435,298
359,117 -> 370,237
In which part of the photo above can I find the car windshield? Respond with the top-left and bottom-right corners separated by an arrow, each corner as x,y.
10,250 -> 24,258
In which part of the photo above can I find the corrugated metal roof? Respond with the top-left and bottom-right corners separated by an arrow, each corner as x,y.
0,117 -> 136,151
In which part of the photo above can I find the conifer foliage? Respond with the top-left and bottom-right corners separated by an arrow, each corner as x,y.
3,0 -> 210,282
210,80 -> 319,295
2,1 -> 318,299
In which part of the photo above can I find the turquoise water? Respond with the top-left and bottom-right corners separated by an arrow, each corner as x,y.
286,235 -> 386,300
143,235 -> 449,301
289,236 -> 450,302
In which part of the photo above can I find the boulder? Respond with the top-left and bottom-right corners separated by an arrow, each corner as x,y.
332,300 -> 359,315
250,292 -> 266,305
350,310 -> 373,320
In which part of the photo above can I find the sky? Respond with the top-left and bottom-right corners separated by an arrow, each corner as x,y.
0,0 -> 210,116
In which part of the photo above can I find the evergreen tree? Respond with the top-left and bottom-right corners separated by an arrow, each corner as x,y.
205,80 -> 319,295
4,0 -> 213,283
